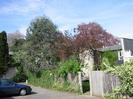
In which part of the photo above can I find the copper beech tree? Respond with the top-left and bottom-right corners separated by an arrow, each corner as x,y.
56,22 -> 119,61
74,22 -> 119,53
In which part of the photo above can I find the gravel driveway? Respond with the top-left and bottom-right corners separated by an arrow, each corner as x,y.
1,85 -> 101,99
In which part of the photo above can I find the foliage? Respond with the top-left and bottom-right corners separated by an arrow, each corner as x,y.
8,55 -> 17,67
106,61 -> 133,98
58,56 -> 81,79
104,87 -> 124,99
74,22 -> 119,53
12,59 -> 28,82
7,17 -> 119,94
11,19 -> 119,75
7,31 -> 24,48
12,72 -> 28,83
100,51 -> 118,70
8,39 -> 25,68
27,69 -> 80,93
9,37 -> 27,81
55,22 -> 119,61
21,16 -> 59,73
0,31 -> 9,75
12,52 -> 28,82
10,39 -> 25,52
55,32 -> 74,61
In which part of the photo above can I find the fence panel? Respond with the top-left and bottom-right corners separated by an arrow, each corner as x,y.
90,71 -> 120,96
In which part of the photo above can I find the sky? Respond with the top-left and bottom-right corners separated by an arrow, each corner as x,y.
0,0 -> 133,38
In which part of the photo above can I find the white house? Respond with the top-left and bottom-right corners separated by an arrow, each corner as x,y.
98,38 -> 133,63
80,38 -> 133,78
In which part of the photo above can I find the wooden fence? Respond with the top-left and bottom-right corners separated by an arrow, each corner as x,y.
89,71 -> 120,96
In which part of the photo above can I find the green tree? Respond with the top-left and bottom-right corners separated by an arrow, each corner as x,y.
0,31 -> 9,75
10,38 -> 25,52
7,31 -> 24,48
20,16 -> 59,73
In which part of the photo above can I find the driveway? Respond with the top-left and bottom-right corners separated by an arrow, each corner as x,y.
1,85 -> 101,99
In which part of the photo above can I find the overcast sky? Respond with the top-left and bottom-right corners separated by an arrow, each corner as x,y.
0,0 -> 133,38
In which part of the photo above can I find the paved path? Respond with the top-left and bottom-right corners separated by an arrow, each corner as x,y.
1,86 -> 101,99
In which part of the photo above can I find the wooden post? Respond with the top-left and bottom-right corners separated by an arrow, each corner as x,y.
89,71 -> 92,96
78,72 -> 83,93
26,80 -> 28,84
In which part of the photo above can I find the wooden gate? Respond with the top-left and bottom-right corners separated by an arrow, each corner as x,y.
89,71 -> 120,96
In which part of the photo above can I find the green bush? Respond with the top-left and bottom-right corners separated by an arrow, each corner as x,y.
106,61 -> 133,98
58,57 -> 80,79
104,87 -> 124,99
12,62 -> 28,82
12,73 -> 28,82
100,51 -> 118,70
27,57 -> 81,93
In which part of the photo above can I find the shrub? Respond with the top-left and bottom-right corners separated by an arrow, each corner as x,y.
12,63 -> 28,82
106,61 -> 133,98
58,57 -> 81,79
100,51 -> 118,70
12,73 -> 28,82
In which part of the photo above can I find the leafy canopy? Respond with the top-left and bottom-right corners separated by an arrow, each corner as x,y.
74,22 -> 119,52
20,16 -> 59,73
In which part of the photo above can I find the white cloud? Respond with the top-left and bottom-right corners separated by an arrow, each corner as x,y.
0,0 -> 45,15
58,25 -> 70,32
18,26 -> 28,36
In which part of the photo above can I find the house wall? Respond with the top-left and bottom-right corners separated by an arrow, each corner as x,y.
121,38 -> 133,62
79,50 -> 94,78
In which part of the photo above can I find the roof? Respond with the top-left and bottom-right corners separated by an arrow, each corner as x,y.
97,45 -> 122,52
122,38 -> 133,50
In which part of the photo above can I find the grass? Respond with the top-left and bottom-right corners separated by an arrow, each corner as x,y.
27,70 -> 80,93
104,96 -> 124,99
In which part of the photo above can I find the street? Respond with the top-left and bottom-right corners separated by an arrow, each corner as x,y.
1,85 -> 101,99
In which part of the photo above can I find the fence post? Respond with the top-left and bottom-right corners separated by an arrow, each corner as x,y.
78,72 -> 83,93
89,71 -> 92,96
